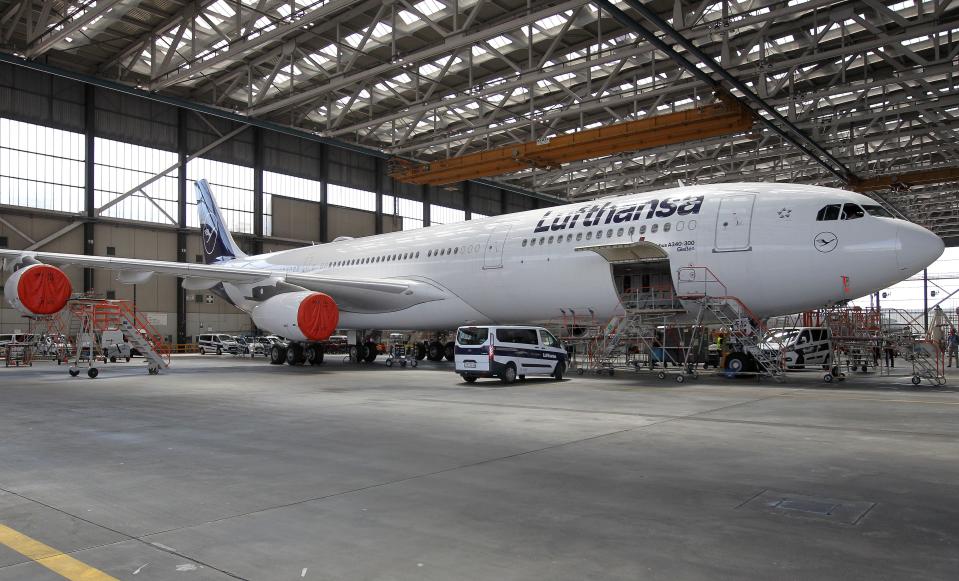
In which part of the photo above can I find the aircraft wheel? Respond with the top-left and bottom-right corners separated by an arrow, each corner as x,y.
69,368 -> 80,377
414,343 -> 427,360
310,345 -> 324,366
87,368 -> 99,379
286,344 -> 304,366
500,363 -> 517,384
444,342 -> 455,362
270,345 -> 286,365
427,341 -> 444,361
363,342 -> 378,363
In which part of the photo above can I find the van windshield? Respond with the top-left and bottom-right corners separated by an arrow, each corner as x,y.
457,328 -> 489,346
217,335 -> 233,341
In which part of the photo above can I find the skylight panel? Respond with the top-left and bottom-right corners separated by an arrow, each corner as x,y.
392,72 -> 411,84
534,10 -> 573,31
486,35 -> 512,49
415,0 -> 444,15
372,22 -> 392,38
471,45 -> 486,57
344,31 -> 364,47
319,44 -> 338,58
398,10 -> 419,25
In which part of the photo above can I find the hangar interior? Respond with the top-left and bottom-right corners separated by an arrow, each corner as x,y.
1,0 -> 958,339
0,2 -> 958,579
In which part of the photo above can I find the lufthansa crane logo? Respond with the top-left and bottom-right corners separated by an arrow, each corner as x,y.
202,222 -> 219,255
814,232 -> 838,253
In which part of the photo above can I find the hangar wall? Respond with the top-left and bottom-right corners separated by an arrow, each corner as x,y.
0,62 -> 541,341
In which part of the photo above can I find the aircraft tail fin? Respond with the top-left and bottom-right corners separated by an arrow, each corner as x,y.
195,179 -> 246,265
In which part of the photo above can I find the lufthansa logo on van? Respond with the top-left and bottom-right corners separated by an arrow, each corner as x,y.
814,232 -> 838,253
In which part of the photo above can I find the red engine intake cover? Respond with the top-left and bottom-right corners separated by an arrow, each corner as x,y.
296,292 -> 339,341
18,264 -> 72,315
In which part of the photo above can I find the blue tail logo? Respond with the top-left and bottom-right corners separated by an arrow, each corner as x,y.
195,179 -> 246,265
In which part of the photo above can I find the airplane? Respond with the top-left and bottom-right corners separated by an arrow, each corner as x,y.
1,180 -> 944,366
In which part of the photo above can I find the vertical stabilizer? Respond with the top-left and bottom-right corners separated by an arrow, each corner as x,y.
195,179 -> 246,264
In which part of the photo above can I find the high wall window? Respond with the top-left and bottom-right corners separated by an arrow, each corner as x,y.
0,117 -> 85,213
95,138 -> 178,224
263,171 -> 323,236
471,212 -> 489,220
328,183 -> 376,212
431,204 -> 466,225
186,158 -> 255,233
382,195 -> 424,230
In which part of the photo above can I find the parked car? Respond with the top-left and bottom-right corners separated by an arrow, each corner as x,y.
196,334 -> 240,355
454,325 -> 568,384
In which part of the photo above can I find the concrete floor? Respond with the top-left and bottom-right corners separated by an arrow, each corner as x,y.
0,356 -> 957,580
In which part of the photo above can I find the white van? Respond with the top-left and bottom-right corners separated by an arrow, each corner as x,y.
765,327 -> 833,368
454,325 -> 568,384
197,334 -> 240,355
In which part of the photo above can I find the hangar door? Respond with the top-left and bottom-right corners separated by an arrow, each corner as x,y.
714,194 -> 755,252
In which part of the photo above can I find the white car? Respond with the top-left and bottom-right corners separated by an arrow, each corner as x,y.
454,325 -> 568,384
197,333 -> 240,355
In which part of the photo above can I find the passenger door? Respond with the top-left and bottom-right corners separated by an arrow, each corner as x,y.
483,224 -> 512,269
714,194 -> 755,252
538,329 -> 562,372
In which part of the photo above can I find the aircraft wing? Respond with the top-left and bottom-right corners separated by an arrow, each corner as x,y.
0,249 -> 444,313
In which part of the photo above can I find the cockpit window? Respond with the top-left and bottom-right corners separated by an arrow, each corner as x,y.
863,204 -> 894,218
841,203 -> 865,220
816,204 -> 841,221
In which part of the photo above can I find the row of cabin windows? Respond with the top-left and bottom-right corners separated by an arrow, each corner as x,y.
816,203 -> 894,221
520,220 -> 698,247
329,251 -> 421,267
328,242 -> 488,267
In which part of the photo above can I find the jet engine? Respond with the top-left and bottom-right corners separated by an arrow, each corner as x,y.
4,263 -> 72,315
250,291 -> 339,342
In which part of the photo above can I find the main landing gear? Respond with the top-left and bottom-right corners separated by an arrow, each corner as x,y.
419,340 -> 454,362
270,342 -> 326,366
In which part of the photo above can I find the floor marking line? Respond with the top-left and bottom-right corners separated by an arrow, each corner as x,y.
776,394 -> 959,405
0,523 -> 120,581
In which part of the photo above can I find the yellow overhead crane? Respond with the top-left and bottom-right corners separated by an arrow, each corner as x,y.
389,99 -> 755,186
851,167 -> 959,192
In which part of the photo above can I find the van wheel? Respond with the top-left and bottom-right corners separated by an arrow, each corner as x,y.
444,342 -> 455,361
500,363 -> 517,384
110,356 -> 117,363
463,374 -> 477,383
270,345 -> 286,364
199,347 -> 206,355
216,347 -> 222,355
552,363 -> 566,381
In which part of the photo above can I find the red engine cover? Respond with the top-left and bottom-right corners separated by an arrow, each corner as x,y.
17,264 -> 72,315
297,292 -> 340,341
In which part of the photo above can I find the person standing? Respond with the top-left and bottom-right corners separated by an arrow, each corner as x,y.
948,328 -> 959,368
884,339 -> 896,369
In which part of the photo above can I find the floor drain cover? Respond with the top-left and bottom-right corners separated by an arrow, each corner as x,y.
740,490 -> 875,525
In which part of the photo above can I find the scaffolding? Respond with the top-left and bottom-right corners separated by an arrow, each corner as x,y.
65,300 -> 171,378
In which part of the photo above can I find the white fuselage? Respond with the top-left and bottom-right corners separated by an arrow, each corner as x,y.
219,183 -> 943,331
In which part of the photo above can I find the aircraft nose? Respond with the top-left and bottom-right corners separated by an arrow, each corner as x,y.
897,222 -> 944,271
